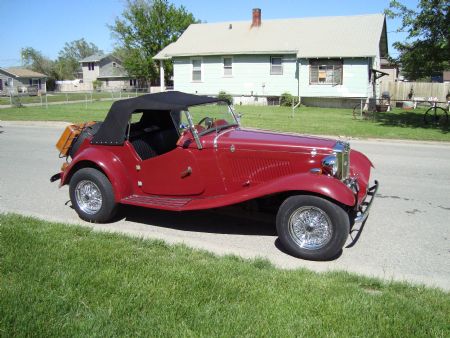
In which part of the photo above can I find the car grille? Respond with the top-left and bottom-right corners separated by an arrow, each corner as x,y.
333,141 -> 350,180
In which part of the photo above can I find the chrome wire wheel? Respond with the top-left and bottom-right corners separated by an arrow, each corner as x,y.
288,206 -> 333,250
74,180 -> 103,215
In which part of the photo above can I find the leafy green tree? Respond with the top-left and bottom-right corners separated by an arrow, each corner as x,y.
21,47 -> 58,90
56,38 -> 102,79
21,47 -> 55,76
385,0 -> 449,80
110,0 -> 197,87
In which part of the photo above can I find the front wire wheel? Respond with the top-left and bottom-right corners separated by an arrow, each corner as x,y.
276,195 -> 350,261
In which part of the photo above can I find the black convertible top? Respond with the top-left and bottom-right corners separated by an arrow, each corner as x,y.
91,91 -> 224,145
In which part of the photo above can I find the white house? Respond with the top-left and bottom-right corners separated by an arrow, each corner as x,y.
154,9 -> 388,107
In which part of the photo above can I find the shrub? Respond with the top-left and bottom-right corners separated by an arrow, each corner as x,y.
93,80 -> 102,91
218,91 -> 233,104
280,92 -> 298,107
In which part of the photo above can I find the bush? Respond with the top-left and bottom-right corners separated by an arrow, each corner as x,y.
280,92 -> 298,107
93,80 -> 102,91
218,91 -> 233,104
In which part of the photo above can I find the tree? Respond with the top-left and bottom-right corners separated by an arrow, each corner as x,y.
21,47 -> 55,76
110,0 -> 197,87
56,38 -> 102,79
21,47 -> 58,90
385,0 -> 449,80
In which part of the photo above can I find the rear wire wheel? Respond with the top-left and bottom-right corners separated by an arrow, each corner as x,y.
69,167 -> 117,223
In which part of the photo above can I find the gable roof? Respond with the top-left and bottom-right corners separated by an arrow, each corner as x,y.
97,62 -> 129,79
154,14 -> 387,60
1,67 -> 47,78
79,53 -> 108,63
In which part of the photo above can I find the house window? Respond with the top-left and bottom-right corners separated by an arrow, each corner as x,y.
223,57 -> 232,76
0,79 -> 3,90
112,62 -> 117,68
270,56 -> 283,75
309,59 -> 343,85
88,62 -> 95,71
192,58 -> 202,81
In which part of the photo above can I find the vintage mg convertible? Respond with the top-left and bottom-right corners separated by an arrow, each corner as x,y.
52,91 -> 378,260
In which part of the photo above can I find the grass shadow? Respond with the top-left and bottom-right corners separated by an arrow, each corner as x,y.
373,110 -> 449,134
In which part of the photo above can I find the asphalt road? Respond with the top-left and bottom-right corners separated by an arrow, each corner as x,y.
1,121 -> 449,290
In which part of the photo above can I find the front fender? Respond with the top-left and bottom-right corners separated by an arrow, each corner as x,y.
262,172 -> 355,206
61,147 -> 133,202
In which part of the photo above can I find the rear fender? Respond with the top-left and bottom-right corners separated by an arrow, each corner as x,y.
61,147 -> 133,201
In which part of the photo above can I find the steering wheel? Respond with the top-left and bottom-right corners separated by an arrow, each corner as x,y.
197,117 -> 214,129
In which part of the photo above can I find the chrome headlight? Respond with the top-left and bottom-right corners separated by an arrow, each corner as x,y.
322,155 -> 338,176
322,141 -> 350,180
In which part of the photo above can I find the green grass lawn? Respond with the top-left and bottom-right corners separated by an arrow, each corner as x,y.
0,100 -> 449,141
0,214 -> 448,337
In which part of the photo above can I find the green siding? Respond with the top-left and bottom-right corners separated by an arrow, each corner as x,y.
298,58 -> 372,98
173,56 -> 373,98
174,54 -> 298,97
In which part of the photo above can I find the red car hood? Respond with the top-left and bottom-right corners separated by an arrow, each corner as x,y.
213,128 -> 337,153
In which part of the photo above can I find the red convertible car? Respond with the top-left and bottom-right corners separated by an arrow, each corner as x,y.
52,91 -> 377,260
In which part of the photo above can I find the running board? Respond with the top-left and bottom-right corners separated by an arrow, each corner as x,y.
121,194 -> 192,210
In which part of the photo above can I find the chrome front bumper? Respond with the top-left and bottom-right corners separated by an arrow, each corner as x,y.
346,180 -> 379,248
354,180 -> 379,225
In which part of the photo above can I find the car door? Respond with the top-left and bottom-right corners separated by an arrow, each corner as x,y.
138,147 -> 205,196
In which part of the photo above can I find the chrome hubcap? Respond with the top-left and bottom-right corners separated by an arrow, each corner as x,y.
288,206 -> 333,250
75,180 -> 103,215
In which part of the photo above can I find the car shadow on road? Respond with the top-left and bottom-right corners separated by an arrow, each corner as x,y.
120,204 -> 277,236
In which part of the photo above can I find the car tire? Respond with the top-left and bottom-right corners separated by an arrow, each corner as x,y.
276,195 -> 350,261
69,168 -> 117,223
69,122 -> 102,158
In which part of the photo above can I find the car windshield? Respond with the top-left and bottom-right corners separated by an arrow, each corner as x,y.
176,103 -> 238,136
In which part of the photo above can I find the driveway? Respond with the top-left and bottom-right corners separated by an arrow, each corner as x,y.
0,121 -> 449,290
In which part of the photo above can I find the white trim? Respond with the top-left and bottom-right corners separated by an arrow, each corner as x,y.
270,56 -> 283,75
222,56 -> 233,77
191,57 -> 203,82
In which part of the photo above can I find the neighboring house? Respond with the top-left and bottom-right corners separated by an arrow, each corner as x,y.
154,9 -> 389,107
0,67 -> 47,95
79,53 -> 137,90
380,58 -> 399,82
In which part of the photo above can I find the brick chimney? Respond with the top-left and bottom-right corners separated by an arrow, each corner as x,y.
251,8 -> 261,28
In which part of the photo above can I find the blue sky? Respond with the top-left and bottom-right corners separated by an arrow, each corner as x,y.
0,0 -> 417,67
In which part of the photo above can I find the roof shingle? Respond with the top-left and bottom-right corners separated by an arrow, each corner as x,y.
154,14 -> 387,59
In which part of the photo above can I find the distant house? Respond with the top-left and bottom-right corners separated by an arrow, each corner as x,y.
380,58 -> 399,82
155,9 -> 388,107
0,67 -> 47,95
79,53 -> 138,90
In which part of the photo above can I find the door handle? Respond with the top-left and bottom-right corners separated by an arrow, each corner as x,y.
180,166 -> 192,178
